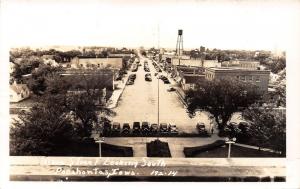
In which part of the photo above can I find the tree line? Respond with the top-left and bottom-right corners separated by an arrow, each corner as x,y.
186,78 -> 286,156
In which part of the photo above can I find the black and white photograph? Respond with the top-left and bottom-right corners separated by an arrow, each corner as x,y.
0,0 -> 300,188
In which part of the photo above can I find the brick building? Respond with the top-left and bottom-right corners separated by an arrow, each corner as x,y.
205,67 -> 270,93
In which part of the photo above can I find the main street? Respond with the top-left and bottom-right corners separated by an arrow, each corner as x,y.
112,56 -> 211,133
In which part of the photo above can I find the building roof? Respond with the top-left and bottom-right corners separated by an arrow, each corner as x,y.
183,74 -> 205,83
73,57 -> 123,69
206,67 -> 270,74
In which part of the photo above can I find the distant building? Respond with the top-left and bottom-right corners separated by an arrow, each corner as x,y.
205,67 -> 270,93
221,60 -> 260,70
70,57 -> 123,70
61,69 -> 115,90
180,73 -> 206,91
10,82 -> 30,102
172,58 -> 221,68
173,65 -> 205,90
43,58 -> 59,67
239,61 -> 260,70
108,53 -> 133,59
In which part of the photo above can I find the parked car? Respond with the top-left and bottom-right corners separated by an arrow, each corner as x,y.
145,74 -> 152,81
133,122 -> 141,133
167,87 -> 176,92
238,121 -> 250,132
129,74 -> 136,79
122,123 -> 130,134
116,75 -> 122,80
150,123 -> 159,133
112,122 -> 121,133
103,121 -> 112,135
142,122 -> 150,133
160,123 -> 168,133
168,123 -> 178,134
225,122 -> 241,137
163,78 -> 170,84
127,80 -> 134,85
196,122 -> 207,135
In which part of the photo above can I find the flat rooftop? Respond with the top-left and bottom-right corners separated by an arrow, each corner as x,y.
207,67 -> 270,73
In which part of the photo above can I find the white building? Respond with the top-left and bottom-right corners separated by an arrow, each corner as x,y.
44,58 -> 59,67
70,57 -> 123,70
10,82 -> 30,102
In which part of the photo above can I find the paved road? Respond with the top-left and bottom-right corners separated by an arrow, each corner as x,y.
112,56 -> 211,133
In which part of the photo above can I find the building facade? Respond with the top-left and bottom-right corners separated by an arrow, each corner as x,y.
70,57 -> 123,70
172,58 -> 221,68
221,60 -> 260,70
180,74 -> 206,91
205,67 -> 270,93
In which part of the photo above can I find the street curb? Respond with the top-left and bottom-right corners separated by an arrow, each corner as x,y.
175,89 -> 187,107
154,59 -> 188,108
107,73 -> 130,109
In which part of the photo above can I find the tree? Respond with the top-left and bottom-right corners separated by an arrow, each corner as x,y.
10,102 -> 79,156
186,78 -> 261,131
272,57 -> 286,74
45,72 -> 115,138
242,104 -> 286,156
27,63 -> 61,95
65,73 -> 116,137
66,93 -> 98,137
141,50 -> 147,57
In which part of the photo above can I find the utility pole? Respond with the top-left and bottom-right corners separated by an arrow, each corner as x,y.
157,74 -> 160,130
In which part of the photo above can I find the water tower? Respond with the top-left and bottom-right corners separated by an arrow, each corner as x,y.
176,29 -> 183,57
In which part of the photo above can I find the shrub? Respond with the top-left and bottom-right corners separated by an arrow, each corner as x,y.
183,140 -> 225,157
147,139 -> 171,157
101,143 -> 133,157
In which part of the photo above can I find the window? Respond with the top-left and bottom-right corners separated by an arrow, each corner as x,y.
255,76 -> 260,82
248,76 -> 253,81
240,75 -> 246,81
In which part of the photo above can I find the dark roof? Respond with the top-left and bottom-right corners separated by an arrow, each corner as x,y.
183,74 -> 205,83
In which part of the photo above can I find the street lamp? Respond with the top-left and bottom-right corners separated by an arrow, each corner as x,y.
95,137 -> 105,157
225,137 -> 236,158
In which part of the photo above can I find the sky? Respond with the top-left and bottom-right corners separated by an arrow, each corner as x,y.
1,0 -> 300,51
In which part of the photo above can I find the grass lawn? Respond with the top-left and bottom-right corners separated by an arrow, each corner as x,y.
68,142 -> 133,157
191,144 -> 281,158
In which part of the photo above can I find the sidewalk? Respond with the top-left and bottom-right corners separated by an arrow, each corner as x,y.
234,143 -> 282,154
107,72 -> 130,109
